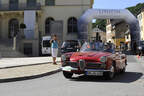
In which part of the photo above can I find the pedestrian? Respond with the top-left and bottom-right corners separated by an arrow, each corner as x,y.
99,40 -> 104,49
50,35 -> 59,65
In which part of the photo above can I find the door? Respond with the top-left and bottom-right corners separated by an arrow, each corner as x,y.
8,19 -> 19,39
50,21 -> 63,45
50,21 -> 63,56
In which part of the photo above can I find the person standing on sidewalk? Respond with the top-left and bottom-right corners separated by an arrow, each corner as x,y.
50,35 -> 59,64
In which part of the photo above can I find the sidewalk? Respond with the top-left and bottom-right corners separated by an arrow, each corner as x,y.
0,57 -> 61,82
0,57 -> 61,68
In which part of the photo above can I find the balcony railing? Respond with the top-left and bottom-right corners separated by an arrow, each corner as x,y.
0,3 -> 41,11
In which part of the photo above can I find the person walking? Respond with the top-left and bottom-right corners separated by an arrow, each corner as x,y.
50,35 -> 59,64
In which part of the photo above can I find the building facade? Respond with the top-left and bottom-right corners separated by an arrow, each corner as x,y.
137,8 -> 144,40
106,19 -> 129,49
91,27 -> 106,42
0,0 -> 93,56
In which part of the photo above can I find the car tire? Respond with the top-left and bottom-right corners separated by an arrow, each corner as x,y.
120,67 -> 126,73
120,61 -> 126,74
104,65 -> 115,80
63,71 -> 73,79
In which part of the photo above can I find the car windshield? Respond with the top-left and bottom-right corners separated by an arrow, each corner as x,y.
43,40 -> 51,47
62,41 -> 79,48
80,42 -> 115,53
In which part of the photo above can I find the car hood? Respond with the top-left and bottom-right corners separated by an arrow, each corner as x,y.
70,51 -> 112,62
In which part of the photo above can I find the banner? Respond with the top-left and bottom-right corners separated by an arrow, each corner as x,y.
24,11 -> 36,39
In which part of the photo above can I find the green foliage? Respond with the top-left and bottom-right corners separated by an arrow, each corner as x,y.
92,19 -> 106,31
127,3 -> 144,16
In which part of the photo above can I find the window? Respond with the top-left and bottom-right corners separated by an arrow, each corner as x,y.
8,19 -> 19,38
45,17 -> 54,35
9,0 -> 18,10
45,0 -> 55,6
68,17 -> 78,33
0,0 -> 1,8
27,0 -> 36,7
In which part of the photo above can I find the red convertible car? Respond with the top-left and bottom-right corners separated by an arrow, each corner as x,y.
61,42 -> 127,80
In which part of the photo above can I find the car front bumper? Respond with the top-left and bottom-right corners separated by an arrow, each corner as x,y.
61,66 -> 111,73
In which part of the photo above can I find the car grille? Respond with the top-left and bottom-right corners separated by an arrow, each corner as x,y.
65,61 -> 106,69
67,62 -> 78,68
86,62 -> 105,69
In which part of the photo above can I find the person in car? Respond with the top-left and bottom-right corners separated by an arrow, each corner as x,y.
104,44 -> 114,53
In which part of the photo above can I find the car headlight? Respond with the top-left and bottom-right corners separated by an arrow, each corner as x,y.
100,56 -> 107,63
138,46 -> 142,50
61,55 -> 66,61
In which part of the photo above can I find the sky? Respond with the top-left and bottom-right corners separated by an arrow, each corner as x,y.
93,0 -> 144,9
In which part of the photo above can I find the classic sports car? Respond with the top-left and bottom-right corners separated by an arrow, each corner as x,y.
61,42 -> 127,80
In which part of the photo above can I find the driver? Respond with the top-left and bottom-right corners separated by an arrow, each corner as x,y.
104,44 -> 114,53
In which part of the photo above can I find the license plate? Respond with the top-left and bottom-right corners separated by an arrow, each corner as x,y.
86,71 -> 103,76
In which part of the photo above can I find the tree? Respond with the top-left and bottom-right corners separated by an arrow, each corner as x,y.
127,3 -> 144,16
92,19 -> 106,32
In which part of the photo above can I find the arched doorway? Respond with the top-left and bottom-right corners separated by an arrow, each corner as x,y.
8,19 -> 19,39
67,17 -> 78,34
78,9 -> 140,50
45,17 -> 54,35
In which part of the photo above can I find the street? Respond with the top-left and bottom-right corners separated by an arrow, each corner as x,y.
0,55 -> 144,96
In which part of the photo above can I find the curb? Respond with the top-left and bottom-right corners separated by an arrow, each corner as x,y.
0,61 -> 61,69
0,68 -> 61,83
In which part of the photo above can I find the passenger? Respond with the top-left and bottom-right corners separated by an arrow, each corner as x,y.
105,44 -> 114,53
95,40 -> 100,50
99,40 -> 104,49
108,41 -> 112,48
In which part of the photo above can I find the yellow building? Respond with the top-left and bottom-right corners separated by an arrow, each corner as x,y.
0,0 -> 93,56
106,19 -> 128,49
137,8 -> 144,40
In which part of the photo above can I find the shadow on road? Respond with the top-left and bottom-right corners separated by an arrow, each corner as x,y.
70,72 -> 143,83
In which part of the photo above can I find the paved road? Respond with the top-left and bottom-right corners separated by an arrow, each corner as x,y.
0,55 -> 144,96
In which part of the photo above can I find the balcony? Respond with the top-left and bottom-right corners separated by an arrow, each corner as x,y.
0,3 -> 41,11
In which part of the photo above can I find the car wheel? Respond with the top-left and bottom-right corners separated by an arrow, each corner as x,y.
104,65 -> 115,80
120,61 -> 126,74
63,71 -> 73,79
121,67 -> 126,73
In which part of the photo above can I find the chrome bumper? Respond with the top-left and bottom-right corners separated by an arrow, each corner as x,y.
85,69 -> 110,72
61,66 -> 110,72
61,66 -> 78,72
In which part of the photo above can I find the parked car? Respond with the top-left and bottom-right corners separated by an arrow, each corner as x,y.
138,41 -> 144,55
61,40 -> 82,54
41,36 -> 51,55
61,42 -> 127,80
